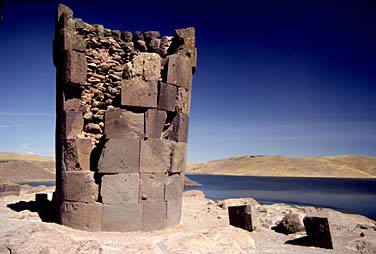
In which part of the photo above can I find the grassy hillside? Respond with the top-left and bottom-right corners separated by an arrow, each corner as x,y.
0,153 -> 55,183
187,155 -> 376,178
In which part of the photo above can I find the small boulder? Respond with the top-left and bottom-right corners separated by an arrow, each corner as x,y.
274,212 -> 305,234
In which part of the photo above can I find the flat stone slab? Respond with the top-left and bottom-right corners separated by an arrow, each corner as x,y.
60,111 -> 83,139
63,138 -> 93,171
102,203 -> 143,232
58,201 -> 103,231
228,204 -> 258,232
100,173 -> 139,204
166,198 -> 182,227
140,139 -> 172,173
121,79 -> 158,108
139,173 -> 167,202
104,108 -> 144,140
165,173 -> 184,201
170,142 -> 187,173
63,50 -> 87,86
142,201 -> 167,231
166,54 -> 192,90
158,83 -> 177,112
145,109 -> 167,139
304,216 -> 333,249
169,113 -> 189,143
58,171 -> 98,203
98,138 -> 140,173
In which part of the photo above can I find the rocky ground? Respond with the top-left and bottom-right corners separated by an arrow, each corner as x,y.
0,186 -> 375,254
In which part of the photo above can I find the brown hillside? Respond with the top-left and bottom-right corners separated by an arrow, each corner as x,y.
187,155 -> 376,178
0,153 -> 55,183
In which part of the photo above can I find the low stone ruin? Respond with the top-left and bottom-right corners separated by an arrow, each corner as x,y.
54,4 -> 196,231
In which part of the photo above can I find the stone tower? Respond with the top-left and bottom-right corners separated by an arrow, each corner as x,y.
54,4 -> 196,231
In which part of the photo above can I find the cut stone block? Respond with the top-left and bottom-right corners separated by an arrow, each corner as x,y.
58,171 -> 98,203
142,202 -> 167,231
140,139 -> 172,173
177,47 -> 197,70
139,173 -> 167,202
169,113 -> 189,143
158,83 -> 177,112
165,173 -> 184,201
58,201 -> 103,231
98,138 -> 140,173
64,98 -> 82,111
128,53 -> 161,81
121,79 -> 158,108
228,204 -> 258,232
57,28 -> 86,52
63,50 -> 87,86
102,203 -> 143,232
61,111 -> 83,139
170,142 -> 187,173
104,108 -> 144,140
63,138 -> 93,171
304,216 -> 333,249
167,198 -> 182,227
174,27 -> 195,49
166,54 -> 192,90
100,173 -> 139,204
176,87 -> 191,114
145,109 -> 167,139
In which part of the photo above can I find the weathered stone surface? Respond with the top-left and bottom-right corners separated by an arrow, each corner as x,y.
102,203 -> 143,232
142,201 -> 167,231
63,138 -> 93,171
169,113 -> 189,142
121,31 -> 132,42
145,109 -> 167,139
85,123 -> 102,134
166,54 -> 192,89
168,27 -> 195,54
64,98 -> 82,111
57,28 -> 86,52
98,138 -> 140,173
144,31 -> 160,41
304,216 -> 334,249
170,142 -> 187,173
174,27 -> 195,49
100,173 -> 139,204
158,83 -> 177,112
63,50 -> 87,86
228,204 -> 258,232
104,108 -> 144,139
176,87 -> 191,114
58,201 -> 102,231
61,111 -> 83,139
140,139 -> 171,173
177,47 -> 197,70
166,198 -> 182,227
139,173 -> 167,202
121,79 -> 158,108
165,173 -> 184,201
274,212 -> 305,235
133,31 -> 143,41
58,171 -> 98,202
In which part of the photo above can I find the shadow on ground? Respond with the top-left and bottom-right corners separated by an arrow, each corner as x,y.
7,193 -> 56,222
285,236 -> 308,246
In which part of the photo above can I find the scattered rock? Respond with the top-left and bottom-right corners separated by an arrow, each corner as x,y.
274,212 -> 305,234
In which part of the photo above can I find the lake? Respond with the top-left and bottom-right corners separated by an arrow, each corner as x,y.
21,175 -> 376,221
185,174 -> 376,221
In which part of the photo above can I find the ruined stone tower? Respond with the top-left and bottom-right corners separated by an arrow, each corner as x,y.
54,4 -> 196,231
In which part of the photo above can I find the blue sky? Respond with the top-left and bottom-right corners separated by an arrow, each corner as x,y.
0,0 -> 375,162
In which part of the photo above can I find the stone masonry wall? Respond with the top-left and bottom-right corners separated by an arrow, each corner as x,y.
53,4 -> 196,232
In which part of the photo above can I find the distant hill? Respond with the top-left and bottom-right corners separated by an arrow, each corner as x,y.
0,153 -> 55,183
187,155 -> 376,178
